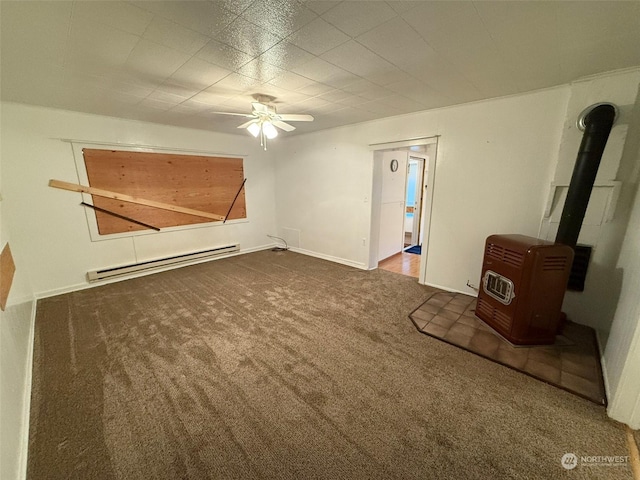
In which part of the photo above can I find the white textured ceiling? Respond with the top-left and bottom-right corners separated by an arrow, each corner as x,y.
2,1 -> 639,136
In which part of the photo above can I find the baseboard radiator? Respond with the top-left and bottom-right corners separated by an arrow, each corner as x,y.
87,244 -> 240,282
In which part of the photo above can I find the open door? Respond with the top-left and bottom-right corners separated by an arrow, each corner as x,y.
404,157 -> 425,248
377,151 -> 408,261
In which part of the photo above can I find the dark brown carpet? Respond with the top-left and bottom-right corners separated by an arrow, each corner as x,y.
28,251 -> 631,479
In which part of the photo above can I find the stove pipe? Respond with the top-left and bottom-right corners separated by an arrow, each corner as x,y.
555,103 -> 617,247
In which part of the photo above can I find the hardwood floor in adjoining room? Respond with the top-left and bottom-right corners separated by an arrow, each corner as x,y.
378,251 -> 420,278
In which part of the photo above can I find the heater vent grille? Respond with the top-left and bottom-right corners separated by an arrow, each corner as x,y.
494,309 -> 512,330
477,298 -> 512,331
503,249 -> 524,267
476,297 -> 493,317
486,243 -> 524,267
485,243 -> 504,261
543,256 -> 569,271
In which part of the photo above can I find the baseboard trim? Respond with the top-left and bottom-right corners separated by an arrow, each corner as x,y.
424,282 -> 477,297
34,244 -> 276,300
19,297 -> 37,480
596,330 -> 611,405
288,247 -> 367,270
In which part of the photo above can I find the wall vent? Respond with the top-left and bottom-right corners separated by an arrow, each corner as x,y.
87,244 -> 240,282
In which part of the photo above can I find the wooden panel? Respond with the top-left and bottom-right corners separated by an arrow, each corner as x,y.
1,243 -> 16,311
83,149 -> 246,235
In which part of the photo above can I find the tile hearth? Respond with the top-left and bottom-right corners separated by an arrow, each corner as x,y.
409,292 -> 606,405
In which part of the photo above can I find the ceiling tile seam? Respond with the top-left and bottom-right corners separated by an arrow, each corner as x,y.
137,10 -> 159,44
552,5 -> 569,85
282,27 -> 351,59
241,3 -> 324,53
135,11 -> 264,104
147,43 -> 252,105
240,6 -> 408,87
141,14 -> 218,57
165,72 -> 244,110
116,15 -> 157,71
190,41 -> 255,76
470,1 -> 526,94
144,58 -> 213,105
129,0 -> 239,35
219,15 -> 285,58
260,39 -> 356,84
321,55 -> 434,106
61,1 -> 78,71
308,13 -> 466,100
68,2 -> 156,57
310,0 -> 344,19
234,12 -> 324,61
238,39 -> 369,101
395,10 -> 482,99
229,0 -> 258,17
318,2 -> 401,40
320,38 -> 399,83
384,22 -> 450,96
290,81 -> 370,108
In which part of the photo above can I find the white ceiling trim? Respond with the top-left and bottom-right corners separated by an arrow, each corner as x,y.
368,135 -> 439,151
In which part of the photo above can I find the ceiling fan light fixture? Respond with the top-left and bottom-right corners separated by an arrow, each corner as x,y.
212,96 -> 313,150
262,121 -> 278,139
247,122 -> 261,137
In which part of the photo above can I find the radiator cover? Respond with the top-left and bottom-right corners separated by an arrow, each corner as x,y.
475,234 -> 573,345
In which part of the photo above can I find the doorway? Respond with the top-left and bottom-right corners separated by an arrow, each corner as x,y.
404,156 -> 425,249
369,138 -> 438,284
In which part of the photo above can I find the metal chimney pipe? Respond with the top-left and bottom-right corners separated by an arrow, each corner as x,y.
555,103 -> 617,247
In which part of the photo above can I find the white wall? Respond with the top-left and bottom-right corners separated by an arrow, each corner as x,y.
604,180 -> 640,428
275,87 -> 570,293
0,102 -> 278,478
1,139 -> 36,480
539,68 -> 640,333
0,102 -> 277,299
0,301 -> 34,480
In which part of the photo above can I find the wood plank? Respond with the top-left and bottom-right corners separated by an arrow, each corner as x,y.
1,243 -> 16,311
82,149 -> 246,235
49,179 -> 226,221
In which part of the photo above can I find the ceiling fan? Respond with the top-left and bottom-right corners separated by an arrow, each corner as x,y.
211,95 -> 314,150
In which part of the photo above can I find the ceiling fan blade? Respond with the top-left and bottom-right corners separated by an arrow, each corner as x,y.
278,114 -> 314,122
252,102 -> 269,114
237,119 -> 258,129
272,120 -> 296,132
210,111 -> 255,118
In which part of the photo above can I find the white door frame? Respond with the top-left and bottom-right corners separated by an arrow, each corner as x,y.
418,143 -> 438,286
406,156 -> 425,246
368,136 -> 438,285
